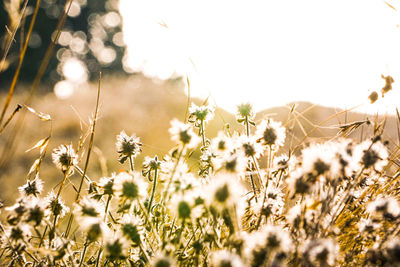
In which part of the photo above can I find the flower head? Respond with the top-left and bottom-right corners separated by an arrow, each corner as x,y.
52,144 -> 78,173
116,131 -> 142,164
113,172 -> 147,201
169,119 -> 200,149
188,103 -> 215,125
255,118 -> 286,149
18,176 -> 44,197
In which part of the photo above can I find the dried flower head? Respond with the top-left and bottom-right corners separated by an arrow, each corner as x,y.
45,191 -> 69,219
18,176 -> 44,197
113,172 -> 147,201
52,144 -> 78,173
116,131 -> 142,164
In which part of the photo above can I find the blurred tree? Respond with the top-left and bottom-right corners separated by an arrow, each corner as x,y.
0,0 -> 126,89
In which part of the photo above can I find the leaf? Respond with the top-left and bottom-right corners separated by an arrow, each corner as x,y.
25,105 -> 51,121
25,137 -> 50,153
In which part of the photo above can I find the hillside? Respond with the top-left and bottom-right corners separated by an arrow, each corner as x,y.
0,74 -> 398,204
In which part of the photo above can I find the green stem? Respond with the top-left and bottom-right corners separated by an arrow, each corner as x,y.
200,119 -> 206,147
148,168 -> 158,212
162,145 -> 185,203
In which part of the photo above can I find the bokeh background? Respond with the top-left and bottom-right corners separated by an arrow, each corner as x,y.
1,0 -> 400,206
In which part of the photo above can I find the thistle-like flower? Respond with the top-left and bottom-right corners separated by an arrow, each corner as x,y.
113,172 -> 148,201
18,176 -> 44,197
236,103 -> 255,122
116,131 -> 142,164
52,144 -> 78,173
45,191 -> 70,219
188,103 -> 215,126
255,118 -> 286,149
169,119 -> 200,149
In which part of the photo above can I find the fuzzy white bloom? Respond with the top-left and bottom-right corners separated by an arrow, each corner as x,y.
188,103 -> 215,124
354,139 -> 388,172
168,119 -> 201,149
45,191 -> 69,219
272,154 -> 297,174
80,216 -> 108,242
52,144 -> 78,173
210,131 -> 234,157
302,238 -> 339,267
74,196 -> 105,219
237,135 -> 265,159
367,196 -> 400,219
204,173 -> 246,212
255,118 -> 286,149
104,231 -> 129,261
18,176 -> 44,197
213,152 -> 248,174
4,223 -> 32,244
209,250 -> 244,267
24,197 -> 46,226
113,171 -> 148,200
115,131 -> 142,164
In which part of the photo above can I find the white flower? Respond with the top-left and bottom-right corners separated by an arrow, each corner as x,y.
52,144 -> 78,173
209,250 -> 244,267
74,196 -> 105,219
188,103 -> 215,124
18,176 -> 44,197
237,135 -> 265,159
116,131 -> 142,164
302,238 -> 339,267
255,118 -> 286,149
113,172 -> 148,200
367,196 -> 400,220
354,139 -> 388,172
168,119 -> 201,149
45,191 -> 69,219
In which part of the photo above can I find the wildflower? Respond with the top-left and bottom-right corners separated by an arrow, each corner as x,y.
18,176 -> 44,197
354,139 -> 388,172
151,254 -> 176,267
98,175 -> 115,196
24,197 -> 46,226
113,172 -> 147,201
52,144 -> 78,173
74,196 -> 105,219
120,214 -> 143,246
209,250 -> 244,267
45,191 -> 70,219
205,173 -> 246,211
236,103 -> 255,122
169,119 -> 200,149
4,223 -> 31,244
188,103 -> 215,125
142,155 -> 161,179
301,142 -> 339,179
238,135 -> 265,159
168,192 -> 196,220
385,238 -> 400,264
367,196 -> 400,221
302,238 -> 339,267
210,131 -> 234,156
214,152 -> 248,174
255,118 -> 286,149
116,131 -> 142,164
244,225 -> 292,266
81,217 -> 107,243
5,199 -> 27,225
104,232 -> 129,261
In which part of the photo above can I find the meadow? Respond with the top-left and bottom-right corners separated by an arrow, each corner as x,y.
2,1 -> 400,266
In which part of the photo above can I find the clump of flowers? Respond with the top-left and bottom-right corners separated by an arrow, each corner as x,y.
1,100 -> 398,266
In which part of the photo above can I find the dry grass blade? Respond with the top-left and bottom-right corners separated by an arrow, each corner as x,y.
0,0 -> 29,73
337,119 -> 370,136
0,0 -> 73,171
0,104 -> 21,135
0,0 -> 41,125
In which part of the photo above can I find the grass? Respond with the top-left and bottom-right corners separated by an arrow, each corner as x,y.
1,1 -> 400,266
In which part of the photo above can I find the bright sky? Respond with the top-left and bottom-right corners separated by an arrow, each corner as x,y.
119,0 -> 400,114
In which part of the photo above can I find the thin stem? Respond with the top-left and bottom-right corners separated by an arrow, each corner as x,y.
162,145 -> 185,203
200,119 -> 206,147
129,155 -> 134,171
148,168 -> 158,212
79,240 -> 89,267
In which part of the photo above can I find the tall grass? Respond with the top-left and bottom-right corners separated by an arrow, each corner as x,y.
1,1 -> 400,266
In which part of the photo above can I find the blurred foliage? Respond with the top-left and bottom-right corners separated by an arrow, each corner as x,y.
0,0 -> 125,87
